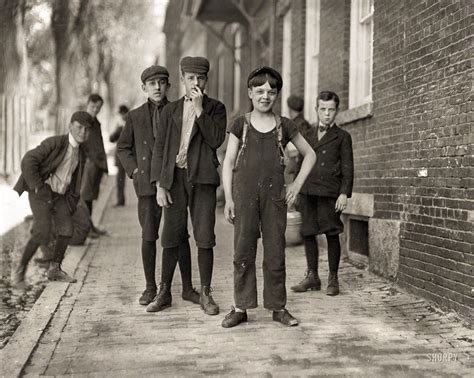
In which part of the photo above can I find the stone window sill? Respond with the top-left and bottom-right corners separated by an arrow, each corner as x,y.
337,102 -> 374,125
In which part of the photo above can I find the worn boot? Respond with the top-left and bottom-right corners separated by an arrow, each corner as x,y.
290,270 -> 321,292
326,272 -> 340,296
11,262 -> 27,289
146,283 -> 172,312
182,286 -> 200,304
139,287 -> 157,305
47,262 -> 77,283
200,286 -> 219,315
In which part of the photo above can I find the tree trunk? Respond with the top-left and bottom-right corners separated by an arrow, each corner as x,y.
51,0 -> 90,132
0,0 -> 28,96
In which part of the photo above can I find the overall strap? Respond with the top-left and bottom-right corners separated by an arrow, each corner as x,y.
235,113 -> 251,168
274,115 -> 287,159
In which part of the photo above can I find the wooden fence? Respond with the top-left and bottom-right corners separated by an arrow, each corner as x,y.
0,94 -> 73,177
0,94 -> 28,177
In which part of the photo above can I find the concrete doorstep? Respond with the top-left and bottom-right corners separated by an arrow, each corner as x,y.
0,177 -> 114,378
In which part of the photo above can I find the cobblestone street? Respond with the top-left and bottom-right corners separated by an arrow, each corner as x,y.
5,185 -> 473,377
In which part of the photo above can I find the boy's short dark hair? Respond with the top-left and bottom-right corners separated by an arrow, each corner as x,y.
118,105 -> 129,114
88,93 -> 104,104
247,66 -> 283,92
317,91 -> 340,109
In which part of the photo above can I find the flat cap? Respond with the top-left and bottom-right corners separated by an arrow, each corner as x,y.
70,111 -> 93,127
287,95 -> 304,112
141,65 -> 169,84
180,56 -> 210,74
247,66 -> 283,91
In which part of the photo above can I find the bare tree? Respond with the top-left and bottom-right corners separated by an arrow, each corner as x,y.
0,0 -> 28,96
51,0 -> 90,127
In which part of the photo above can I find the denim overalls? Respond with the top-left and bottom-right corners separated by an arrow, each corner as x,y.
232,114 -> 288,311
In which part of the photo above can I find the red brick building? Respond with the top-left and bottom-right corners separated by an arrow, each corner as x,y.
163,0 -> 473,318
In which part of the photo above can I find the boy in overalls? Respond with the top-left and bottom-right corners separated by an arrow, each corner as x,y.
221,67 -> 316,328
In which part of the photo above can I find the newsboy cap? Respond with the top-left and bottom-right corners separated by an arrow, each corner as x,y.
247,66 -> 283,91
180,56 -> 210,74
70,111 -> 93,127
141,65 -> 169,84
287,95 -> 304,112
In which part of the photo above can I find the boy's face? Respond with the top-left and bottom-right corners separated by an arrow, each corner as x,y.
142,77 -> 170,103
248,81 -> 279,113
316,99 -> 338,126
86,100 -> 103,118
69,121 -> 90,144
181,72 -> 207,97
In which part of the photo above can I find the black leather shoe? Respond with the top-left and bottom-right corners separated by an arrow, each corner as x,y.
326,272 -> 340,296
200,286 -> 219,315
182,287 -> 200,304
290,270 -> 321,292
272,309 -> 299,326
222,307 -> 247,328
146,283 -> 172,312
139,288 -> 157,305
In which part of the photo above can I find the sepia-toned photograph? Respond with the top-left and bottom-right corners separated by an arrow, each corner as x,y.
0,0 -> 472,376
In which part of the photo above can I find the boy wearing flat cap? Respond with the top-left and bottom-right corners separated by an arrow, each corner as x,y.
117,65 -> 199,307
149,56 -> 227,316
286,95 -> 312,182
287,94 -> 311,135
12,111 -> 93,287
221,67 -> 316,328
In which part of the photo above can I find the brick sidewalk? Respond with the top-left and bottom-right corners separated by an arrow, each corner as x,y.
23,186 -> 473,376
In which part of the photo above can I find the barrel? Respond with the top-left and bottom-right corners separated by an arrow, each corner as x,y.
286,210 -> 303,245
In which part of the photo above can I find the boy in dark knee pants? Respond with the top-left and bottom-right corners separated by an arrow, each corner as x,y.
117,65 -> 199,306
12,111 -> 93,287
149,56 -> 227,315
221,67 -> 316,328
291,91 -> 354,296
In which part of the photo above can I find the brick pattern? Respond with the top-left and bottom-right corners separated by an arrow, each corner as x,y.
289,0 -> 306,96
22,186 -> 473,375
162,0 -> 473,320
318,0 -> 351,110
341,0 -> 473,317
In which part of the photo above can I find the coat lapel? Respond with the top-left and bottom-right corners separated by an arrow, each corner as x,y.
189,95 -> 212,142
172,98 -> 185,139
139,103 -> 154,152
314,125 -> 339,148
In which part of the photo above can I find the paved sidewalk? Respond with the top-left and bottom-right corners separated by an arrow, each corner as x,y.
18,186 -> 473,377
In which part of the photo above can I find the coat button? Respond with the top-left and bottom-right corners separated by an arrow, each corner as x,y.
321,162 -> 325,166
141,170 -> 145,174
322,150 -> 326,154
144,141 -> 147,145
142,156 -> 146,160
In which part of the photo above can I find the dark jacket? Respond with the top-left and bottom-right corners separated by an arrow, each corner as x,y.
117,99 -> 169,196
109,125 -> 123,166
13,134 -> 86,210
82,117 -> 108,173
299,124 -> 354,198
293,114 -> 311,135
151,95 -> 227,189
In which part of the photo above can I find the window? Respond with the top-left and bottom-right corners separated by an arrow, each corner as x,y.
233,28 -> 242,112
304,0 -> 320,123
281,8 -> 292,117
349,0 -> 374,108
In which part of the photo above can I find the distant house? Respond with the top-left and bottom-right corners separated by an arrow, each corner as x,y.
163,0 -> 473,319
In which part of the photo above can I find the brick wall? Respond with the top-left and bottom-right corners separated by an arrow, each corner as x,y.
319,0 -> 351,110
346,0 -> 473,316
289,0 -> 306,96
